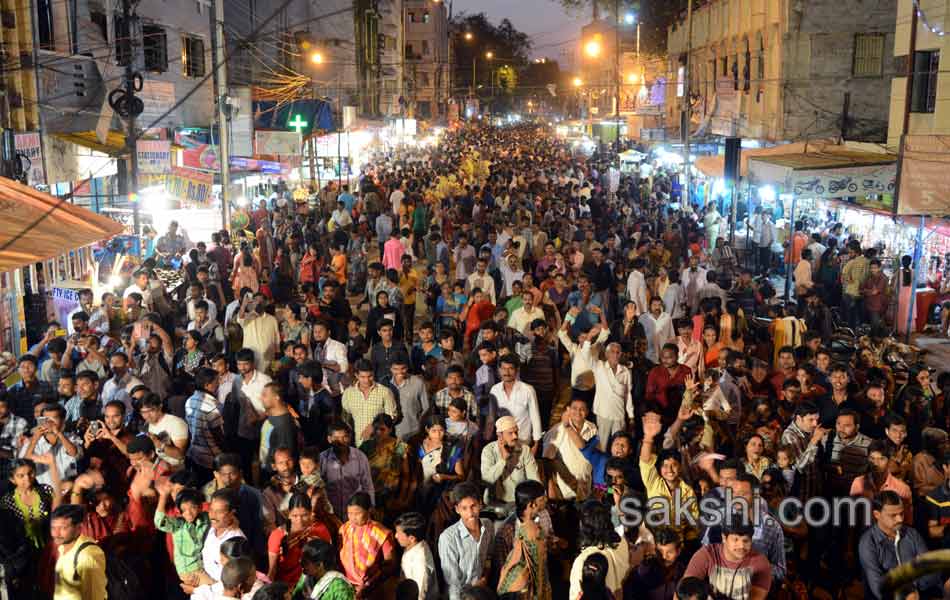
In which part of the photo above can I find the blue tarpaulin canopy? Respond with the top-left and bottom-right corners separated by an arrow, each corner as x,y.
253,99 -> 334,134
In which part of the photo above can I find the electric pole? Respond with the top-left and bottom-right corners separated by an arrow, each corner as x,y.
121,0 -> 141,255
683,0 -> 694,210
210,0 -> 231,230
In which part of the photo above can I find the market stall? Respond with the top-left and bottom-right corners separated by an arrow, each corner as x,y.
0,176 -> 124,356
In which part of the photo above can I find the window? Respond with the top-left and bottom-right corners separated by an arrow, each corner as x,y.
422,40 -> 429,55
743,48 -> 751,91
419,72 -> 430,86
423,11 -> 430,23
195,0 -> 211,14
143,24 -> 168,72
911,50 -> 939,113
721,56 -> 727,76
114,15 -> 132,65
182,34 -> 205,77
36,0 -> 54,49
676,65 -> 685,97
853,33 -> 884,77
408,11 -> 415,22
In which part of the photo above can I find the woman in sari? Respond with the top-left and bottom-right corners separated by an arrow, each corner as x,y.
700,324 -> 724,371
267,493 -> 332,585
280,303 -> 310,346
338,492 -> 396,597
497,480 -> 552,600
358,415 -> 411,519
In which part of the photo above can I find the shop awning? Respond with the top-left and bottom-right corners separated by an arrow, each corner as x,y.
749,148 -> 897,198
0,176 -> 125,272
53,130 -> 128,157
692,138 -> 849,179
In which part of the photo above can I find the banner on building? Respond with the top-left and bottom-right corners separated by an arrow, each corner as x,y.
167,167 -> 213,205
15,132 -> 46,186
137,140 -> 172,174
787,165 -> 895,198
898,135 -> 950,215
255,131 -> 300,157
180,144 -> 220,171
52,287 -> 80,330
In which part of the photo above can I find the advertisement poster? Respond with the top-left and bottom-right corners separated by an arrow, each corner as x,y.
167,167 -> 213,205
52,287 -> 79,331
15,132 -> 46,186
137,140 -> 172,174
898,135 -> 950,215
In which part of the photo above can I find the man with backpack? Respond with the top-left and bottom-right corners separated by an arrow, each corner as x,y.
51,504 -> 106,600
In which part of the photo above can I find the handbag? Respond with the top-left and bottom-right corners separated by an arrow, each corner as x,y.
496,534 -> 536,597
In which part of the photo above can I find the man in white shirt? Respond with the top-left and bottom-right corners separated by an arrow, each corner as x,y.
626,258 -> 649,314
395,512 -> 440,600
123,270 -> 153,311
557,308 -> 610,388
202,490 -> 245,581
312,320 -> 348,398
680,254 -> 709,315
233,348 -> 272,475
390,183 -> 405,216
507,290 -> 545,335
236,293 -> 281,374
498,251 -> 525,297
465,258 -> 496,305
186,282 -> 218,322
140,392 -> 188,469
489,354 -> 542,449
639,296 -> 675,364
592,342 -> 634,450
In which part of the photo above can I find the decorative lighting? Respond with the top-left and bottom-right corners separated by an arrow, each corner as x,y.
311,52 -> 323,64
573,77 -> 583,87
624,12 -> 635,24
485,51 -> 494,59
628,73 -> 638,83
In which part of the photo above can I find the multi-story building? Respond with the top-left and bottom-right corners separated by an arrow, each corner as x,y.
666,0 -> 896,142
26,0 -> 213,205
886,0 -> 950,213
403,0 -> 449,119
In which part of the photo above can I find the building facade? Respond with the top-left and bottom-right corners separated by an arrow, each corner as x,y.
666,0 -> 896,142
403,0 -> 449,119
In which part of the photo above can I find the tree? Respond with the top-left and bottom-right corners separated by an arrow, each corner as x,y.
451,12 -> 532,98
496,65 -> 518,94
552,0 -> 687,54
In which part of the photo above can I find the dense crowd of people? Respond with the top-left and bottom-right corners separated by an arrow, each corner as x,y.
0,123 -> 948,600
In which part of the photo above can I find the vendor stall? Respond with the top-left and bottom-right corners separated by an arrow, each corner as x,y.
0,176 -> 124,355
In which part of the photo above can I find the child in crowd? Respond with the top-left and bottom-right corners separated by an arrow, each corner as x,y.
154,479 -> 212,587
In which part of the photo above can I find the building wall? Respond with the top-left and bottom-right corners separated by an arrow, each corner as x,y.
666,0 -> 894,142
404,0 -> 448,119
886,0 -> 950,149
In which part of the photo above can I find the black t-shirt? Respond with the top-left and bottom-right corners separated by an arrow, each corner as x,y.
263,412 -> 298,465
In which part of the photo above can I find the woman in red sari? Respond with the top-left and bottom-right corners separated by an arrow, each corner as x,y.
267,493 -> 332,585
338,492 -> 396,597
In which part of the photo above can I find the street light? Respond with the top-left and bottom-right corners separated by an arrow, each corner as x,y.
624,12 -> 635,24
485,51 -> 493,59
627,73 -> 638,83
573,77 -> 583,87
584,39 -> 602,58
464,32 -> 473,41
311,52 -> 323,64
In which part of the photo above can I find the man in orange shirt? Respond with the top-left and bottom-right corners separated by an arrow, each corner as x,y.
785,220 -> 809,267
398,254 -> 420,343
330,246 -> 347,285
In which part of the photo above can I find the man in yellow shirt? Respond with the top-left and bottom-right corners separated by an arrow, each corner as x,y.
639,411 -> 699,542
398,254 -> 420,342
52,504 -> 107,600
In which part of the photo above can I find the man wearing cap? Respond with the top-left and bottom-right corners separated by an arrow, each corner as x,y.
480,416 -> 540,508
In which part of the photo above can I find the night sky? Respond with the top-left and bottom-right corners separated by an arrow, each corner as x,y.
452,0 -> 589,67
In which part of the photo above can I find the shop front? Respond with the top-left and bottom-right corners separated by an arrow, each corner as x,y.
0,176 -> 124,356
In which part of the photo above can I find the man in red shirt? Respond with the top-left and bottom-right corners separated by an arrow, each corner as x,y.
769,346 -> 797,399
645,343 -> 692,421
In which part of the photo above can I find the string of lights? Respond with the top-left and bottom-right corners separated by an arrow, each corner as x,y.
914,0 -> 947,37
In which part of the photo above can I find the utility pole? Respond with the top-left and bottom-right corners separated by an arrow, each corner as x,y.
120,0 -> 141,255
683,0 -> 694,210
614,0 -> 620,165
210,0 -> 231,230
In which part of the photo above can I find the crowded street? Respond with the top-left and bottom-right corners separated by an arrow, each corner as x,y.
1,121 -> 948,600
